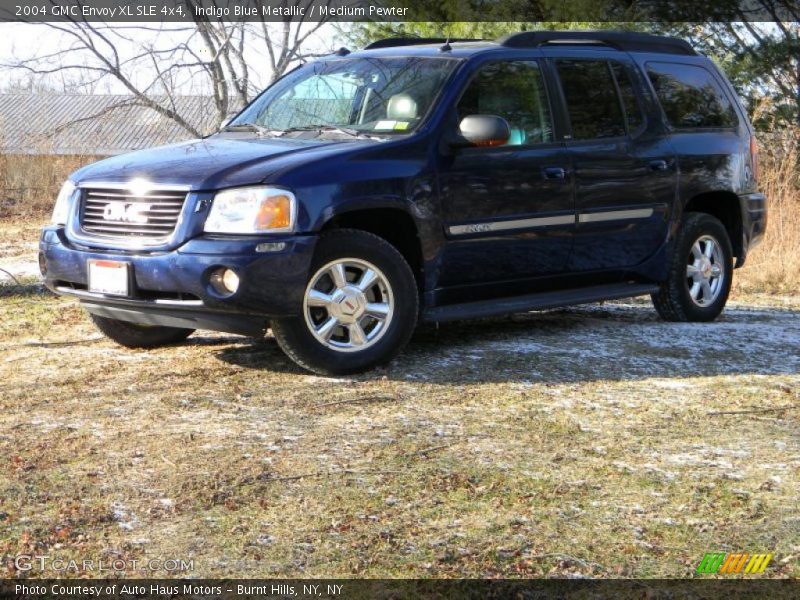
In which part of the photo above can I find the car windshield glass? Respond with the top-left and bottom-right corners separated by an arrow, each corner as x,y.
232,57 -> 458,135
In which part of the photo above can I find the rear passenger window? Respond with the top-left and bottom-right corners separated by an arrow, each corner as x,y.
646,62 -> 738,128
556,60 -> 626,140
457,61 -> 553,146
611,63 -> 644,131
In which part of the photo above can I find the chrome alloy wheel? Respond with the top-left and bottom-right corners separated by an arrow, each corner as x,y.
686,234 -> 725,307
303,258 -> 395,352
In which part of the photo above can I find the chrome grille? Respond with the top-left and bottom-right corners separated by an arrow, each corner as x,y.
79,188 -> 187,240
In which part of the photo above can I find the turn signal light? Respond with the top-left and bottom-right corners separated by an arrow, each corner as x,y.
256,194 -> 292,230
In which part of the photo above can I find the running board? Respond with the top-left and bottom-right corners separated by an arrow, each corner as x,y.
423,283 -> 659,323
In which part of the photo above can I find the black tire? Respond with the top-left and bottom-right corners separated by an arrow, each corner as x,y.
651,212 -> 733,322
271,229 -> 418,375
89,313 -> 194,348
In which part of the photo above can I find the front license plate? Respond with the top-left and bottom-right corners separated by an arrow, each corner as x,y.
88,260 -> 130,296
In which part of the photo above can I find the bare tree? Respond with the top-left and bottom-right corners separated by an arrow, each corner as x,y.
2,0 -> 337,136
678,18 -> 800,128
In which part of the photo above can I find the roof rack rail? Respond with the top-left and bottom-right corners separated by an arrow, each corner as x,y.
497,31 -> 696,56
365,37 -> 483,50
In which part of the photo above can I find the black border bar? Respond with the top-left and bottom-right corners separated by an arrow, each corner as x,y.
3,579 -> 800,600
0,0 -> 798,23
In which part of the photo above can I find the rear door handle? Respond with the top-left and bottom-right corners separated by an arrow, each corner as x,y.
648,159 -> 669,171
543,167 -> 567,180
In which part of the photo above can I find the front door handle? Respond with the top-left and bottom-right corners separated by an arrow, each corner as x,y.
543,167 -> 567,180
648,159 -> 669,171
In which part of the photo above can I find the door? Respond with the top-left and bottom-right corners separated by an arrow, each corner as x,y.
552,57 -> 676,272
437,58 -> 574,292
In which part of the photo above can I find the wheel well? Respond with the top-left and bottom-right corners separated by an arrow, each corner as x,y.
683,191 -> 743,258
321,209 -> 423,283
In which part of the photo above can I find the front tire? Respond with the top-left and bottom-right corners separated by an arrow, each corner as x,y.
652,212 -> 733,322
271,229 -> 418,375
89,314 -> 194,348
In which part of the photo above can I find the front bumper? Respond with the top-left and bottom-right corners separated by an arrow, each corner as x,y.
40,227 -> 317,335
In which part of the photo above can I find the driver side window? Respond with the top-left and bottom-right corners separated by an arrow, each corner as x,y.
457,60 -> 553,146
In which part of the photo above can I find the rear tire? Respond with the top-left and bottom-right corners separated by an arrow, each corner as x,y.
271,229 -> 418,375
651,212 -> 733,322
89,313 -> 194,348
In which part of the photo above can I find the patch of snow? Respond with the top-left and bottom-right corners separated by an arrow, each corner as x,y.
642,464 -> 677,481
302,375 -> 353,384
110,501 -> 138,530
1,259 -> 41,280
431,303 -> 800,383
649,380 -> 693,390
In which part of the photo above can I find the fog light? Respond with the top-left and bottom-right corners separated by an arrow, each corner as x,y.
210,268 -> 240,295
38,252 -> 47,276
222,269 -> 240,292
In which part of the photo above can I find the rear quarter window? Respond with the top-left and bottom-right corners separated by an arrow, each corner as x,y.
646,62 -> 738,129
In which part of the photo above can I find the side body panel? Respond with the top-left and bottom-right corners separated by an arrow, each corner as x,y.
631,53 -> 761,263
540,49 -> 677,274
434,52 -> 575,296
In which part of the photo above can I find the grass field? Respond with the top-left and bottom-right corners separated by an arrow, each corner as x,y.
1,272 -> 798,578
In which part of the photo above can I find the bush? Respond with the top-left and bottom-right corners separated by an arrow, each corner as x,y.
734,128 -> 800,294
0,153 -> 101,217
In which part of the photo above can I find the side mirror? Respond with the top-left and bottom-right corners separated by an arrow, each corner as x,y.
454,115 -> 510,148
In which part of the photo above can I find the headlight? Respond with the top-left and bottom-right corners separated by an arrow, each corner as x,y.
204,186 -> 296,234
51,180 -> 77,225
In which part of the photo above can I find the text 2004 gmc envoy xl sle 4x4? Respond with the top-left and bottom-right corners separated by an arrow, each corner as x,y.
40,31 -> 766,374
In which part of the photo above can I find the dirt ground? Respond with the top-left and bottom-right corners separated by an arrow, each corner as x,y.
0,220 -> 798,578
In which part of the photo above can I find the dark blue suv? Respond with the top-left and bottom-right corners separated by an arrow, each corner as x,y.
40,31 -> 766,374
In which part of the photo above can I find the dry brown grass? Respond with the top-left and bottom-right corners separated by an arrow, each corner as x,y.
734,129 -> 800,295
0,154 -> 101,217
0,115 -> 101,217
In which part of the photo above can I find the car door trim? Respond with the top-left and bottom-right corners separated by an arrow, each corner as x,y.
578,207 -> 654,223
448,206 -> 656,236
448,213 -> 575,236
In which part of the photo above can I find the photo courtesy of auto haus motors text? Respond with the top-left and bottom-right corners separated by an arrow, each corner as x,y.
15,583 -> 343,597
0,0 -> 797,599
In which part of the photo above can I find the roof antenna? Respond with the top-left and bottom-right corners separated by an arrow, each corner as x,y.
439,34 -> 452,53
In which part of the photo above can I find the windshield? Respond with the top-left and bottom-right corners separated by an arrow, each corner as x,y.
232,57 -> 458,135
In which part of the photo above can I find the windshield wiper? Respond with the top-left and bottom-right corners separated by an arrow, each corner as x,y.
226,122 -> 380,140
222,122 -> 278,136
279,124 -> 367,138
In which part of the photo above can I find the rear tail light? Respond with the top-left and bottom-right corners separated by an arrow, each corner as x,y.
750,135 -> 759,182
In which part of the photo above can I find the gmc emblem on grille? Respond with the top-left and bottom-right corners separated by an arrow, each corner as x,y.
102,202 -> 150,224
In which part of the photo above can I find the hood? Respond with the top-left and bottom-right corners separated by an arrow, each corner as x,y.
71,134 -> 365,191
